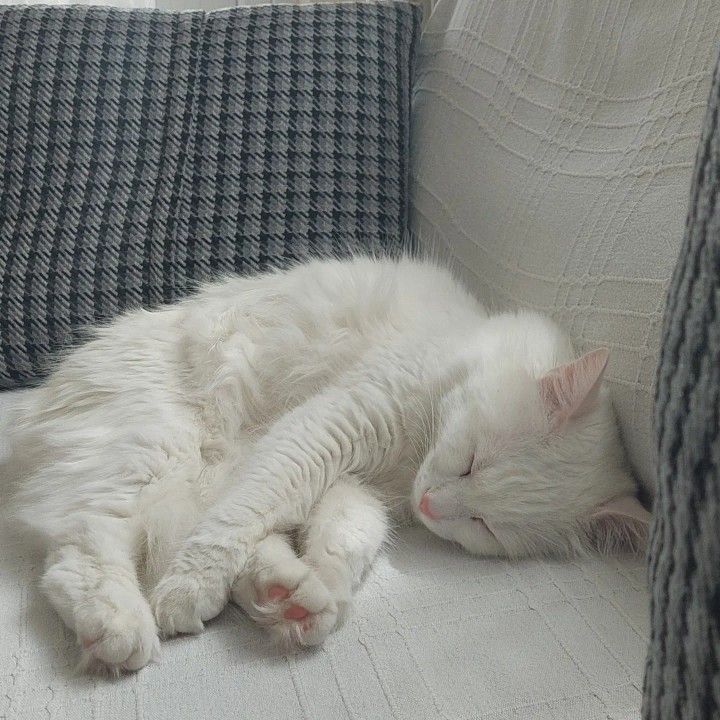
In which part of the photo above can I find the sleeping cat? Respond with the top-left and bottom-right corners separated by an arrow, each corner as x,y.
7,256 -> 650,674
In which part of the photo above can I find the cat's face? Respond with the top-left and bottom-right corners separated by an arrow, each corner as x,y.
413,349 -> 650,558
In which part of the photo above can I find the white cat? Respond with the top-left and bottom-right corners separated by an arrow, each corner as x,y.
7,256 -> 649,674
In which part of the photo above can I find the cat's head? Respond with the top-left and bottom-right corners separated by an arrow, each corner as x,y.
413,345 -> 650,558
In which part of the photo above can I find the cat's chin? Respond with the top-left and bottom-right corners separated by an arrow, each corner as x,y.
419,515 -> 506,558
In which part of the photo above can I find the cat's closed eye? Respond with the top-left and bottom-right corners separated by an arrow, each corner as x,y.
460,454 -> 475,477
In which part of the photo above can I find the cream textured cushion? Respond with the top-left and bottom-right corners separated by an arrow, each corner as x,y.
410,0 -> 720,493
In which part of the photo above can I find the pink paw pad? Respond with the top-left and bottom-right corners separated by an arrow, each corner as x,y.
267,584 -> 290,601
283,604 -> 309,621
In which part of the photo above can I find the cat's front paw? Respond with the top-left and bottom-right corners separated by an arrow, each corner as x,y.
151,569 -> 229,637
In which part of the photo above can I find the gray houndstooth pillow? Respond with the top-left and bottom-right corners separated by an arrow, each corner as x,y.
0,2 -> 420,389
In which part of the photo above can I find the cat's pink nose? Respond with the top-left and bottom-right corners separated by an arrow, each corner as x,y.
419,492 -> 439,520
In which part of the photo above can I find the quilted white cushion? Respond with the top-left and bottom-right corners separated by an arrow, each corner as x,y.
410,0 -> 720,493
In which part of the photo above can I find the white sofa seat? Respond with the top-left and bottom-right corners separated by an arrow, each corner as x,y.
1,389 -> 648,719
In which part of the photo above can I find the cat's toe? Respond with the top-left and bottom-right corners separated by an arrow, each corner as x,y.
267,572 -> 339,648
151,571 -> 228,637
230,552 -> 308,619
267,584 -> 291,601
76,604 -> 159,674
282,602 -> 338,647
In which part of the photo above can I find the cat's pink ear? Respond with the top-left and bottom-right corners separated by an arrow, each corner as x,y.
582,495 -> 651,554
539,348 -> 610,426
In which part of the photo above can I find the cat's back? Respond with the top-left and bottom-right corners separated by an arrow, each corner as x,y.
15,256 -> 482,433
262,255 -> 485,336
187,255 -> 483,345
178,256 -> 486,411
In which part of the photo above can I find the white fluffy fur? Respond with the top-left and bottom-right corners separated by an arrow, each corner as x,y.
7,256 -> 649,674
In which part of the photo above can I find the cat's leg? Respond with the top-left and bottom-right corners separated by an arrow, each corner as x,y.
41,516 -> 159,674
151,384 -> 398,637
230,533 -> 338,647
301,481 -> 388,624
230,481 -> 387,646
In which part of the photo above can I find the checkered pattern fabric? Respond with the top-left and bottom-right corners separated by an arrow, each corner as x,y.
0,2 -> 420,388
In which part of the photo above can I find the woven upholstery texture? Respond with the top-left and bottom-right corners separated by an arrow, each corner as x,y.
0,2 -> 420,388
643,50 -> 720,720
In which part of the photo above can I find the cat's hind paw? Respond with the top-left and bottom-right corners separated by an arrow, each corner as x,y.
232,558 -> 339,648
75,601 -> 160,675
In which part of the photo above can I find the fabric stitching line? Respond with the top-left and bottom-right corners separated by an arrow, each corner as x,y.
491,0 -> 541,148
489,0 -> 560,276
321,646 -> 356,720
471,683 -> 641,720
655,0 -> 692,87
354,637 -> 400,720
576,70 -> 706,411
412,181 -> 668,286
287,654 -> 311,720
539,566 -> 647,665
542,0 -> 636,316
411,85 -> 695,179
414,59 -> 709,131
554,1 -> 646,327
421,25 -> 712,104
534,605 -> 615,712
